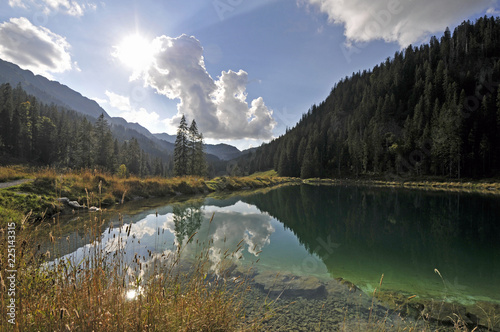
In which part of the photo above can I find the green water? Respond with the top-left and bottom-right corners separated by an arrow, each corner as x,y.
242,184 -> 500,305
57,184 -> 500,308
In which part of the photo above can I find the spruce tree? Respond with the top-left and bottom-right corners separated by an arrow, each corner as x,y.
300,141 -> 315,179
94,113 -> 113,171
188,120 -> 199,175
194,132 -> 206,176
174,115 -> 189,176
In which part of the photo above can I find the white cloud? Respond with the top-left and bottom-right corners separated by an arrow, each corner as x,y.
305,0 -> 497,47
8,0 -> 28,9
487,7 -> 500,15
0,17 -> 73,77
105,90 -> 131,111
91,96 -> 107,105
121,107 -> 162,129
9,0 -> 96,17
134,34 -> 276,140
103,90 -> 164,133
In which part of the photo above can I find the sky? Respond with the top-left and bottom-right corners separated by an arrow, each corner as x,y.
0,0 -> 499,150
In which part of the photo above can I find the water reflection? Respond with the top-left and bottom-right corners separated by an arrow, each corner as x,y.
51,184 -> 500,307
242,184 -> 500,304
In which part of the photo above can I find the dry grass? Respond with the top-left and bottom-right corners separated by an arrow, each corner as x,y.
0,166 -> 299,227
0,165 -> 33,183
0,213 -> 267,331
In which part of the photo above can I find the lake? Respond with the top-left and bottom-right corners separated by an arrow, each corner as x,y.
51,183 -> 500,330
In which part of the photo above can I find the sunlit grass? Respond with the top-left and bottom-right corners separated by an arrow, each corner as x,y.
0,165 -> 32,183
0,166 -> 299,227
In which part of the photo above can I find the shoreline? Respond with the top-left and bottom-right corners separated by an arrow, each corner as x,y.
2,165 -> 500,227
303,177 -> 500,195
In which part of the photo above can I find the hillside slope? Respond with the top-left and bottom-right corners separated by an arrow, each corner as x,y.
240,16 -> 500,179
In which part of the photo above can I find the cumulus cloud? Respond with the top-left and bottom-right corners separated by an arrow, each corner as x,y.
137,34 -> 276,140
9,0 -> 96,17
305,0 -> 496,47
0,17 -> 73,77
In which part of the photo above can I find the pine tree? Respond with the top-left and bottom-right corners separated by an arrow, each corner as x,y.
0,84 -> 13,154
174,115 -> 189,176
127,138 -> 141,175
194,132 -> 206,176
94,113 -> 113,170
300,141 -> 315,179
75,118 -> 95,168
188,120 -> 199,175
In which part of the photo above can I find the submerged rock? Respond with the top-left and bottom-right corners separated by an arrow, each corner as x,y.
333,277 -> 360,293
421,300 -> 473,326
374,291 -> 423,318
466,301 -> 500,331
253,271 -> 327,299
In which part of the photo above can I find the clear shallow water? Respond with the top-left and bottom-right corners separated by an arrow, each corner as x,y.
54,184 -> 500,308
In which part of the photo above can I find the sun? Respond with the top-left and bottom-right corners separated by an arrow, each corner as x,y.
113,34 -> 155,74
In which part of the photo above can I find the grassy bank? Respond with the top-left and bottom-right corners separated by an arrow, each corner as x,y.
303,176 -> 500,195
0,166 -> 299,226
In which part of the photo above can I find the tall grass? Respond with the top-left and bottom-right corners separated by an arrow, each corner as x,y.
0,166 -> 299,228
0,213 -> 267,331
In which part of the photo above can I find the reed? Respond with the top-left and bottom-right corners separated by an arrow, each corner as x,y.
0,213 -> 269,331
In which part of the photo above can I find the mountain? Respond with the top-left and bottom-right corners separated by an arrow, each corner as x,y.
0,58 -> 244,162
153,133 -> 177,143
0,58 -> 107,119
153,133 -> 244,161
204,144 -> 244,161
239,16 -> 500,179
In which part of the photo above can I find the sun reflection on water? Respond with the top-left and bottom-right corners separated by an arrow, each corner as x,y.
125,286 -> 144,301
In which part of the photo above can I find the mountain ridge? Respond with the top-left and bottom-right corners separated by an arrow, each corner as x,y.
0,58 -> 246,162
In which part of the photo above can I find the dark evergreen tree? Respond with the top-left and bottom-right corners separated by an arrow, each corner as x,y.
94,113 -> 114,171
174,115 -> 189,176
188,120 -> 199,175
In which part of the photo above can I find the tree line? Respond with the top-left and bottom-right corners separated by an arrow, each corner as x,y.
0,83 -> 166,176
240,16 -> 500,179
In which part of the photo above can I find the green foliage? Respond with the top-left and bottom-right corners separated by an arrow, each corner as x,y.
117,164 -> 127,178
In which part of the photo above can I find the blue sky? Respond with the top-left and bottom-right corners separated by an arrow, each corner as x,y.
0,0 -> 498,150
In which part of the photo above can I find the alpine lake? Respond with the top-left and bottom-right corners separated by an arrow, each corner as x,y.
47,183 -> 500,331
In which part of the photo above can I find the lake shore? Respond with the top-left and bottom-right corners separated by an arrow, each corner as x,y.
303,177 -> 500,195
2,165 -> 500,226
0,166 -> 300,226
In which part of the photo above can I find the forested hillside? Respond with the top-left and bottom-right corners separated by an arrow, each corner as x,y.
241,16 -> 500,179
0,83 -> 167,176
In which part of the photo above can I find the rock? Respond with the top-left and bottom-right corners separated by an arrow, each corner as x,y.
421,300 -> 472,326
374,291 -> 423,318
466,301 -> 500,331
253,271 -> 327,299
334,277 -> 360,293
68,201 -> 82,209
57,197 -> 69,204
